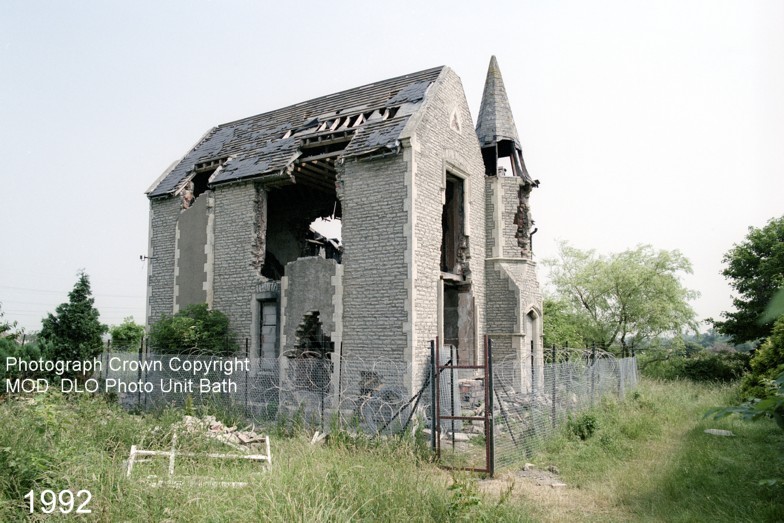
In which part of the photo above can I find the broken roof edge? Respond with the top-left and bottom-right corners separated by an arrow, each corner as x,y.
146,126 -> 221,199
145,158 -> 180,197
397,67 -> 452,144
213,65 -> 446,131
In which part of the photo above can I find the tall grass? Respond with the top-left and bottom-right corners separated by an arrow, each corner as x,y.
532,379 -> 784,522
2,380 -> 782,522
0,393 -> 529,522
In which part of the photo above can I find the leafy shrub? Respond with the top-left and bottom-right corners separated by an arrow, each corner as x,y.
740,316 -> 784,400
641,351 -> 750,382
149,303 -> 236,355
0,338 -> 49,380
567,413 -> 598,440
109,317 -> 145,351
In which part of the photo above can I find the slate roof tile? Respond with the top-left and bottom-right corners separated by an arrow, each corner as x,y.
148,66 -> 444,198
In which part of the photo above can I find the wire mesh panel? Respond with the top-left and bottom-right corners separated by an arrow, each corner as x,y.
100,343 -> 436,439
490,340 -> 639,470
99,338 -> 638,473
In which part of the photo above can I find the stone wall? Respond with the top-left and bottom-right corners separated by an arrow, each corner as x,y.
484,176 -> 544,391
279,256 -> 340,354
401,67 -> 488,387
147,196 -> 181,326
337,155 -> 409,362
212,182 -> 265,345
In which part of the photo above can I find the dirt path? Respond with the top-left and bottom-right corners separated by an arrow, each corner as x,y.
477,424 -> 691,522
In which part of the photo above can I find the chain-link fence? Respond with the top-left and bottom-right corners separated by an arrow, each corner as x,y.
492,345 -> 638,468
97,344 -> 432,437
99,336 -> 637,473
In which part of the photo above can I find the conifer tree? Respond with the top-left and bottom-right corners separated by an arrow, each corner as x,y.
40,271 -> 107,372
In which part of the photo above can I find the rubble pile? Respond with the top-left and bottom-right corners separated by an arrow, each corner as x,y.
179,415 -> 268,451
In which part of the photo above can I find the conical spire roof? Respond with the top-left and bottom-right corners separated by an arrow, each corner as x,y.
476,56 -> 520,149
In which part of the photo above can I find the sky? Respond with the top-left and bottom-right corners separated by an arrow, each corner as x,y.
1,0 -> 782,334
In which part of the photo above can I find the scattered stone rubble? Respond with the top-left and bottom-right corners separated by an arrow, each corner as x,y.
179,415 -> 268,452
517,462 -> 567,488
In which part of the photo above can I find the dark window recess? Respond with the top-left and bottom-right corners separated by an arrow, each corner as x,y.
258,300 -> 279,359
441,175 -> 465,274
191,170 -> 211,199
261,252 -> 285,280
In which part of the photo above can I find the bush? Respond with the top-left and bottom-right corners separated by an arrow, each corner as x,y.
149,303 -> 236,355
740,316 -> 784,400
641,351 -> 750,382
567,413 -> 598,440
109,317 -> 145,351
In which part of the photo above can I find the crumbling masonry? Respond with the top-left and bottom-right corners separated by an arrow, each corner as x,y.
145,56 -> 543,397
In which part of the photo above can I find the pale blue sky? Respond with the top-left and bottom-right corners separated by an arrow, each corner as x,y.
1,1 -> 782,333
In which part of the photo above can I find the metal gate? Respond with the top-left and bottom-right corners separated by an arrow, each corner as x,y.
431,336 -> 494,476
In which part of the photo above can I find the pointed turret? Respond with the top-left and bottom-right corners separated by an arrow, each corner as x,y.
475,56 -> 534,184
476,55 -> 521,149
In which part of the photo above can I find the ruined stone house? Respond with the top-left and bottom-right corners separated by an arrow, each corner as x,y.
145,56 -> 544,396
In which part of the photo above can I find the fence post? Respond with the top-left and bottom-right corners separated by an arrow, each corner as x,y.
590,346 -> 596,408
450,344 -> 455,451
245,338 -> 249,417
487,336 -> 495,477
137,336 -> 144,408
435,337 -> 441,459
531,339 -> 535,395
429,340 -> 437,451
551,345 -> 557,428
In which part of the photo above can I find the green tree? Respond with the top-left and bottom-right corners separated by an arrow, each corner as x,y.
712,216 -> 784,344
739,316 -> 784,399
545,243 -> 698,356
542,297 -> 587,348
0,303 -> 20,340
39,271 -> 107,378
109,317 -> 145,351
149,303 -> 235,355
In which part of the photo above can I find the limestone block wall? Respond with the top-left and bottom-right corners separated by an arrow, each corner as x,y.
147,197 -> 181,327
486,176 -> 528,259
279,256 -> 340,354
337,155 -> 409,363
402,67 -> 487,387
484,176 -> 544,392
212,182 -> 265,345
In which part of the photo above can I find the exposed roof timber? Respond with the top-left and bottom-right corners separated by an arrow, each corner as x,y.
147,66 -> 443,198
299,149 -> 346,163
300,160 -> 333,178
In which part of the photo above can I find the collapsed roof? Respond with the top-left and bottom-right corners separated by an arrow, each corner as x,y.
147,66 -> 444,199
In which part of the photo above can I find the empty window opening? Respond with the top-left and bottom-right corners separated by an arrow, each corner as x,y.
287,311 -> 333,393
258,300 -> 279,359
441,175 -> 465,275
263,184 -> 342,278
305,217 -> 342,262
480,140 -> 530,180
180,170 -> 213,210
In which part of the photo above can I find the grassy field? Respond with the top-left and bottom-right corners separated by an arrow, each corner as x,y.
1,379 -> 782,522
